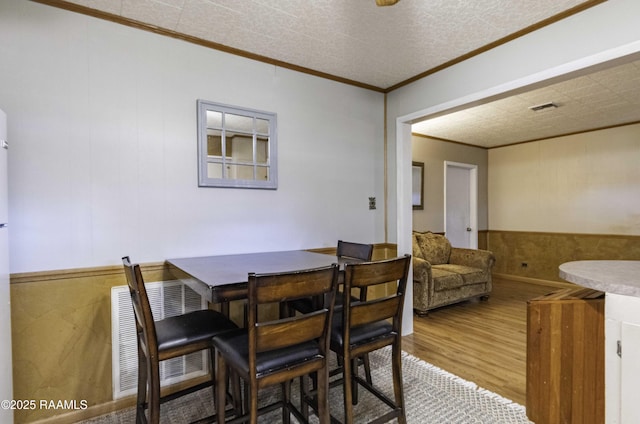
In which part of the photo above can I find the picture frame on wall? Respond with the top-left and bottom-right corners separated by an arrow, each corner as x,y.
412,161 -> 424,210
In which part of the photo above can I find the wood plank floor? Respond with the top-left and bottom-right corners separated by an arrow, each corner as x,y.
402,277 -> 570,406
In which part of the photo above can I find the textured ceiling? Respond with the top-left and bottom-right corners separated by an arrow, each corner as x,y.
412,57 -> 640,147
52,0 -> 596,90
43,0 -> 637,148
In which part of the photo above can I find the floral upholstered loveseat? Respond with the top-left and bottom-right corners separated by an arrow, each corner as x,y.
413,231 -> 495,316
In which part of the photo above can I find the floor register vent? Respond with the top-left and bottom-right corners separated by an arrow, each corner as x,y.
111,281 -> 208,399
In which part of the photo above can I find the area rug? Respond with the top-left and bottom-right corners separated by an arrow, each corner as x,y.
81,348 -> 532,423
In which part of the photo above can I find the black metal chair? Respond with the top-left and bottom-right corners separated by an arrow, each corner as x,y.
122,256 -> 239,424
213,264 -> 339,424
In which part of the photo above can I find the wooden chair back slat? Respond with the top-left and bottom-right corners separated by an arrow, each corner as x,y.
350,297 -> 400,328
346,257 -> 410,289
256,310 -> 327,352
248,264 -> 339,360
252,269 -> 336,304
337,240 -> 374,261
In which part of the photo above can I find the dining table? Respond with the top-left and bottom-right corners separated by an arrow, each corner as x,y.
166,250 -> 355,315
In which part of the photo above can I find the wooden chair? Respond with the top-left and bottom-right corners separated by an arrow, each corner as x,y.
122,256 -> 239,424
286,240 -> 374,384
327,254 -> 411,424
213,264 -> 339,424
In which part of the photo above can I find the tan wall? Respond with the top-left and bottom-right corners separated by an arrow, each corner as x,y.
411,135 -> 489,233
9,245 -> 397,423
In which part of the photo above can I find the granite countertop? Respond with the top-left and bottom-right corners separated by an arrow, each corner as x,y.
559,260 -> 640,297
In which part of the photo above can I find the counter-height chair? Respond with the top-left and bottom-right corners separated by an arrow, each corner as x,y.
327,255 -> 411,424
286,240 -> 374,383
213,264 -> 339,424
122,256 -> 239,424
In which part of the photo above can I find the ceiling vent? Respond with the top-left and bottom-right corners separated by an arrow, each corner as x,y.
529,102 -> 558,112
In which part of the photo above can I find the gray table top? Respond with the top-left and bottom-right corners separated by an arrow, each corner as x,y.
559,260 -> 640,297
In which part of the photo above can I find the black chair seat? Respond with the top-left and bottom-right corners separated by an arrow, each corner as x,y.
156,309 -> 238,351
330,311 -> 393,349
214,329 -> 322,376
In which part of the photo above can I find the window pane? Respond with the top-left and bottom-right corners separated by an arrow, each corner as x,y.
207,130 -> 231,157
227,164 -> 255,180
256,118 -> 269,135
256,137 -> 269,165
225,113 -> 254,133
229,135 -> 252,162
207,162 -> 224,179
206,111 -> 223,129
256,166 -> 269,181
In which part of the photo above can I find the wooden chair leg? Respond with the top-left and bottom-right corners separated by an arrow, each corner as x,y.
231,371 -> 242,416
208,348 -> 217,412
299,374 -> 309,421
136,346 -> 148,424
148,362 -> 161,424
362,354 -> 372,384
249,383 -> 259,424
317,367 -> 330,424
342,356 -> 354,424
215,352 -> 227,424
351,359 -> 359,405
392,343 -> 406,424
282,381 -> 291,424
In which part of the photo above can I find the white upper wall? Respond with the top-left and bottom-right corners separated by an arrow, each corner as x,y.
0,1 -> 384,273
489,124 -> 640,235
387,0 -> 640,244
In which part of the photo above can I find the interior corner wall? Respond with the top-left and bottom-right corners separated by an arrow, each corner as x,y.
0,1 -> 385,273
411,136 -> 488,233
488,123 -> 640,235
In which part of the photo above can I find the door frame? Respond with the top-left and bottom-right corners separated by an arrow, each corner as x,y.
396,41 -> 640,336
444,161 -> 478,249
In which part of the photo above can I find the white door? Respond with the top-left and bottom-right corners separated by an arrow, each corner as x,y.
0,109 -> 13,424
444,161 -> 477,249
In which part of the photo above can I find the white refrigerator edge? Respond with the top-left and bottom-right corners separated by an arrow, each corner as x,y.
0,108 -> 14,423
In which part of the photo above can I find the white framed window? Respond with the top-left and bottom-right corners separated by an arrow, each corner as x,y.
197,100 -> 277,189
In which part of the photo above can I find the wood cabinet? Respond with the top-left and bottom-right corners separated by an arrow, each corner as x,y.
527,288 -> 605,424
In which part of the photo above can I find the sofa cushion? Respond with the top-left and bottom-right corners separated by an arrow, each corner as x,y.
413,232 -> 451,265
431,268 -> 464,291
435,264 -> 486,285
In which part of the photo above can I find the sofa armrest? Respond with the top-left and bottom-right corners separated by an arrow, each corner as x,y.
449,248 -> 495,270
413,256 -> 432,281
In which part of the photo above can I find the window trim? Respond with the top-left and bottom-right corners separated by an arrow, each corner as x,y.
197,99 -> 278,189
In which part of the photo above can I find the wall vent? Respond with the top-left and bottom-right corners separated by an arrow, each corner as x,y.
528,102 -> 558,111
111,281 -> 208,399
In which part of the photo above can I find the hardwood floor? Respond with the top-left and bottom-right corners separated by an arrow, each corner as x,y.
402,277 -> 569,406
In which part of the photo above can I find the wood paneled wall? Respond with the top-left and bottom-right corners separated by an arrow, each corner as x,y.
487,230 -> 640,282
9,245 -> 398,424
10,234 -> 637,423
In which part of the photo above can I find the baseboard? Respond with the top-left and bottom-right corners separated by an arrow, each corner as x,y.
28,375 -> 212,424
28,397 -> 136,424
